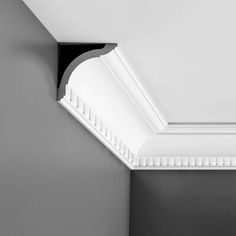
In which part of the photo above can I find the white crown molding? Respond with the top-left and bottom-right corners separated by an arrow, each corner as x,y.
57,43 -> 236,170
60,87 -> 236,169
57,43 -> 158,169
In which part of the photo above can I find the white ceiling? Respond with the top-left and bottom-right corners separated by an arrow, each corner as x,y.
23,0 -> 236,123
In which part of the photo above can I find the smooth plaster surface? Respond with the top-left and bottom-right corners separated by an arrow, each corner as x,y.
0,1 -> 130,235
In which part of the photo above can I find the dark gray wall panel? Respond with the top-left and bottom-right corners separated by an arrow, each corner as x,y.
0,1 -> 130,236
130,171 -> 236,236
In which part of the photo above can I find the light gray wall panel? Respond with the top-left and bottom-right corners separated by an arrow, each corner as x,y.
0,1 -> 130,235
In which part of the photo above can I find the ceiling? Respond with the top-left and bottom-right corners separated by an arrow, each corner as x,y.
23,0 -> 236,123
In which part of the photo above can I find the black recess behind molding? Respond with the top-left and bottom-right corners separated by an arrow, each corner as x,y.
57,43 -> 105,89
57,43 -> 117,100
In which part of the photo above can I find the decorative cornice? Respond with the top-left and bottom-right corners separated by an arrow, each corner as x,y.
57,43 -> 236,170
61,87 -> 236,170
57,43 -> 158,169
133,156 -> 236,169
59,88 -> 236,169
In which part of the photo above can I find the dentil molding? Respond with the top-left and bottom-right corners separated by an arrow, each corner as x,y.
57,43 -> 236,169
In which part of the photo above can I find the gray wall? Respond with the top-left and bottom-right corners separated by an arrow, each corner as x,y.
130,171 -> 236,236
0,1 -> 130,235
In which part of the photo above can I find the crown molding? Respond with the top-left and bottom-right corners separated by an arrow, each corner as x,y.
57,43 -> 159,169
58,43 -> 166,133
57,43 -> 236,170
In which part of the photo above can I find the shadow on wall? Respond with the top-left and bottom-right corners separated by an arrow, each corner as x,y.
130,171 -> 236,236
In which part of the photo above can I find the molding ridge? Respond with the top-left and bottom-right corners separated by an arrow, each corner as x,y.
163,123 -> 236,134
114,46 -> 168,131
100,46 -> 167,133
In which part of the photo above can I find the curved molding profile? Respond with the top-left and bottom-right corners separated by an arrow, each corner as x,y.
57,43 -> 165,169
58,43 -> 117,101
58,43 -> 236,169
